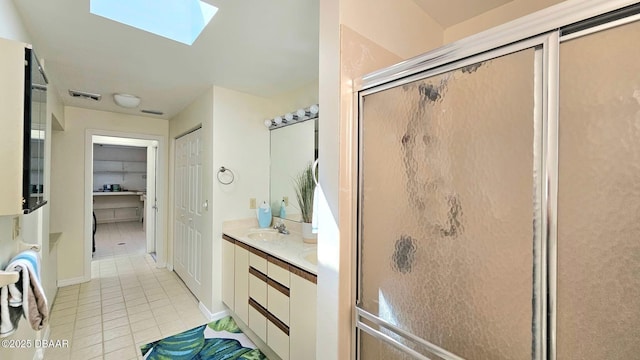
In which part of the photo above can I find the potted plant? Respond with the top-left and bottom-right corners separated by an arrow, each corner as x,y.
293,162 -> 317,243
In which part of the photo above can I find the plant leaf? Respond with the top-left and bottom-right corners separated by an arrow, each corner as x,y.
207,316 -> 242,333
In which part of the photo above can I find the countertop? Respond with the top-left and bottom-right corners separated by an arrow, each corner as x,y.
93,191 -> 145,196
223,223 -> 317,275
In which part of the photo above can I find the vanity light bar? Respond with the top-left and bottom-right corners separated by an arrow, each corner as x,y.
264,104 -> 319,130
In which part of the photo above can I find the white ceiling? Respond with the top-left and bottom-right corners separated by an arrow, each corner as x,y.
12,0 -> 517,120
412,0 -> 514,27
13,0 -> 320,119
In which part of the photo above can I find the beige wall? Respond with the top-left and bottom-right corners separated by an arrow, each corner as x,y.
444,0 -> 568,43
51,107 -> 169,282
268,80 -> 319,116
340,0 -> 443,59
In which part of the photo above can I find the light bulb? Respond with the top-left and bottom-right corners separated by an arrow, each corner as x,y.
310,104 -> 319,114
274,116 -> 283,125
296,108 -> 306,118
284,113 -> 294,122
264,119 -> 272,128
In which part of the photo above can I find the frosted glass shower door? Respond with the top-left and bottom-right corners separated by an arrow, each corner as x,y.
557,19 -> 640,359
358,47 -> 539,360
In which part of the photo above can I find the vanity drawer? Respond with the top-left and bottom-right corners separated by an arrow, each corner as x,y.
249,267 -> 267,308
268,281 -> 290,325
267,319 -> 290,360
267,256 -> 290,287
249,249 -> 267,273
248,301 -> 267,341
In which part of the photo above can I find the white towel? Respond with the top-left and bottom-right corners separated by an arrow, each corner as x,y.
311,184 -> 320,234
0,250 -> 48,337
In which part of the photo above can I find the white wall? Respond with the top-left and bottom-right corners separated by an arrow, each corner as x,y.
50,107 -> 169,282
93,145 -> 147,192
318,0 -> 444,358
210,86 -> 272,312
168,86 -> 273,314
0,0 -> 31,43
168,87 -> 215,311
0,7 -> 59,357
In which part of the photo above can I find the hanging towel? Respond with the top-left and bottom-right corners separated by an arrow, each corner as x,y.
0,250 -> 48,337
312,184 -> 320,234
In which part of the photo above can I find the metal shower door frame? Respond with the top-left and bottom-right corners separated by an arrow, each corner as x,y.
355,33 -> 552,360
352,1 -> 640,359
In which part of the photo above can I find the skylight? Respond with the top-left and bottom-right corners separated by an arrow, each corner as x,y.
90,0 -> 218,46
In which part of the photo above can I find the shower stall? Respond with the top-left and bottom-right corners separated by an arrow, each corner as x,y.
355,2 -> 640,359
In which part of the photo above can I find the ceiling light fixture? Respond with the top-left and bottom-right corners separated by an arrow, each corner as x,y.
113,93 -> 141,108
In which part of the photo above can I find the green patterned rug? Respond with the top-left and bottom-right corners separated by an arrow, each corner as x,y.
140,316 -> 267,359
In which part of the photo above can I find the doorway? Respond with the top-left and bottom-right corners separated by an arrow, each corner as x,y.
84,131 -> 166,281
91,140 -> 154,259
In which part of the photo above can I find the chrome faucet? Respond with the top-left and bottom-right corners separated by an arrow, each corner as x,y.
273,221 -> 289,234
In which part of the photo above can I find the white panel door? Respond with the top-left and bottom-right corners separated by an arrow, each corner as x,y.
174,129 -> 203,298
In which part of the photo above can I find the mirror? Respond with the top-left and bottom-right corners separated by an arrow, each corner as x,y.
270,119 -> 318,222
23,49 -> 47,212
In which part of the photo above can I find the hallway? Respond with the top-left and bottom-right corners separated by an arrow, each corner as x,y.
45,253 -> 208,360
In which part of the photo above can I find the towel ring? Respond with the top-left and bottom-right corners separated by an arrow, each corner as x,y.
217,166 -> 235,185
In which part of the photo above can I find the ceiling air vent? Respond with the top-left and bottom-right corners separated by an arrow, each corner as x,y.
68,89 -> 102,101
141,109 -> 164,116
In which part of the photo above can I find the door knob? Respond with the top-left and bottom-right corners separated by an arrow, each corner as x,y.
202,200 -> 208,210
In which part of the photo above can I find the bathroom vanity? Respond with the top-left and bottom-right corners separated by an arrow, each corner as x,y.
222,221 -> 317,360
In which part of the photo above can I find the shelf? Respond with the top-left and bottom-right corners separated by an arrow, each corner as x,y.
0,271 -> 19,287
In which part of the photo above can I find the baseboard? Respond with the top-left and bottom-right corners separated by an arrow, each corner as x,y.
198,302 -> 229,321
57,276 -> 86,287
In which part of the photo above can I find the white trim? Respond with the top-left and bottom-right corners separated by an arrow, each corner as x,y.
57,276 -> 87,287
84,129 -> 167,282
198,302 -> 229,321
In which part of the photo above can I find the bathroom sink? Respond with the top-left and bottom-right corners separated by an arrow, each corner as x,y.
301,249 -> 317,266
247,229 -> 282,241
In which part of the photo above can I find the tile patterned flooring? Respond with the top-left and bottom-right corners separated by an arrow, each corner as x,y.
45,223 -> 208,360
92,221 -> 148,259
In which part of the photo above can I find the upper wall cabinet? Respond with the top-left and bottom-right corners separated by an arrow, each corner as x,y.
0,37 -> 48,215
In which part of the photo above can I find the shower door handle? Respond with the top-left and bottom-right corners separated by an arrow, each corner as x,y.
355,307 -> 465,360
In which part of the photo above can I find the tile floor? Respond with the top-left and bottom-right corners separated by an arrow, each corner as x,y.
45,224 -> 208,360
93,221 -> 147,259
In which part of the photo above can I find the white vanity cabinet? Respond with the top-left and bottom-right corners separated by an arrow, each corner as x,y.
221,236 -> 235,309
0,37 -> 27,216
221,233 -> 317,359
234,241 -> 250,324
289,267 -> 317,359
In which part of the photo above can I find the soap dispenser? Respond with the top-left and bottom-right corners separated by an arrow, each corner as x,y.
279,199 -> 286,219
257,201 -> 272,228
